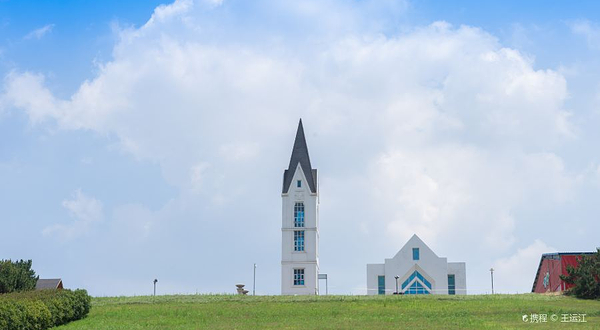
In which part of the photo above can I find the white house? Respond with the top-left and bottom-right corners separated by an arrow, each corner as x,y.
281,119 -> 319,295
367,234 -> 466,295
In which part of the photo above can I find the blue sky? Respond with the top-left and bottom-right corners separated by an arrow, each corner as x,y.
1,0 -> 600,296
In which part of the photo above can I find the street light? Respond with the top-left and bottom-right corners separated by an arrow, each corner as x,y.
253,263 -> 257,296
394,275 -> 400,295
490,268 -> 494,294
153,279 -> 158,296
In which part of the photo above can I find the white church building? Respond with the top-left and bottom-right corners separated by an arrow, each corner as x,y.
281,119 -> 320,295
367,234 -> 466,295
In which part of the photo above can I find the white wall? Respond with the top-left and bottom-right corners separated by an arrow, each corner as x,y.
367,235 -> 467,295
281,164 -> 319,295
448,262 -> 467,295
366,263 -> 385,295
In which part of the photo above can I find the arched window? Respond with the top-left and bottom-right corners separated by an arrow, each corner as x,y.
294,202 -> 305,227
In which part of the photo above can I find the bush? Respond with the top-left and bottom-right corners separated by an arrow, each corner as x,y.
0,260 -> 38,294
0,289 -> 91,330
560,249 -> 600,299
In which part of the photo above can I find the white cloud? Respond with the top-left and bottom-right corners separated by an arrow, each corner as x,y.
24,24 -> 55,40
42,189 -> 103,241
219,142 -> 260,161
492,239 -> 555,294
364,147 -> 574,255
1,71 -> 64,123
203,0 -> 223,7
2,1 -> 584,294
570,20 -> 600,50
111,204 -> 156,242
148,0 -> 193,25
190,162 -> 210,192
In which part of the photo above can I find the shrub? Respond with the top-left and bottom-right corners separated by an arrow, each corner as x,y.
560,249 -> 600,299
0,289 -> 91,330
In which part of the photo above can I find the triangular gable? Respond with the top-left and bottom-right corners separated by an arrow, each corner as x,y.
398,263 -> 435,291
392,234 -> 441,260
401,269 -> 432,290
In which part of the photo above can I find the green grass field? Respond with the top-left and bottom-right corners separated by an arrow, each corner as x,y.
55,294 -> 600,329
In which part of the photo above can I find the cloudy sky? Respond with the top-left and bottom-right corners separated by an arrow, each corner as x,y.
1,0 -> 600,296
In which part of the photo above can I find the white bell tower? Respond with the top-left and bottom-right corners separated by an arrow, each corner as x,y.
281,119 -> 319,295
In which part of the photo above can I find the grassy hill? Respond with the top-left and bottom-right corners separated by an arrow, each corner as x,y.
55,294 -> 600,329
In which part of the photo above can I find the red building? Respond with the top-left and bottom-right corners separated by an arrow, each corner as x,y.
531,252 -> 594,293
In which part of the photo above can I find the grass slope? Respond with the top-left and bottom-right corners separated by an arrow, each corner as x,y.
56,294 -> 600,329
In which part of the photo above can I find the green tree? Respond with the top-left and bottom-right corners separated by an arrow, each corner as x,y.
0,259 -> 39,294
560,249 -> 600,299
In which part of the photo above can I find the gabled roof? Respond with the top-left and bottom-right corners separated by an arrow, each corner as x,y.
282,119 -> 317,193
36,278 -> 63,290
392,234 -> 440,260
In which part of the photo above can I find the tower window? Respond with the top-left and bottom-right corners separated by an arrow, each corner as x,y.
297,180 -> 302,188
294,202 -> 305,227
412,248 -> 420,261
448,274 -> 456,295
378,275 -> 385,295
294,268 -> 305,285
294,230 -> 305,251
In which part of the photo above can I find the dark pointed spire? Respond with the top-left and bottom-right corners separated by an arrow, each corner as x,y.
282,119 -> 317,193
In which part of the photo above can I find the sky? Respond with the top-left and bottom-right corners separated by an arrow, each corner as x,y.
1,0 -> 600,296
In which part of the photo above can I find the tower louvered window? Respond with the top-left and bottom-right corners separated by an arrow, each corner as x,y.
294,268 -> 305,285
294,230 -> 305,251
294,202 -> 305,227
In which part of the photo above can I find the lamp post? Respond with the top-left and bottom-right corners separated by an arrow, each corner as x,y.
253,263 -> 256,296
490,268 -> 494,294
153,279 -> 158,296
394,275 -> 400,294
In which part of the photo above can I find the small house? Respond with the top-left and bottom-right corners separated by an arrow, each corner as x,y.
36,278 -> 63,290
